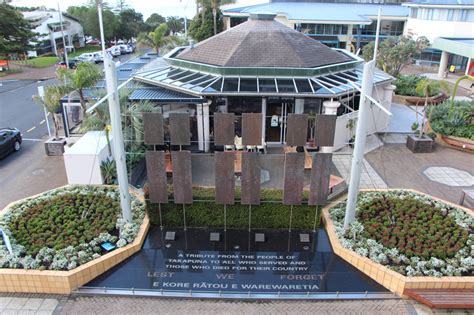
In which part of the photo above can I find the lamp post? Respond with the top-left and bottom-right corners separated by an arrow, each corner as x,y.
97,1 -> 132,222
57,2 -> 69,68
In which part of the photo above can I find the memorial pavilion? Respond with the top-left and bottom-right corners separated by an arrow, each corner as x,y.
132,13 -> 395,153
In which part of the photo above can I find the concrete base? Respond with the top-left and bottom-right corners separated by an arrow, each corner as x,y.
44,138 -> 67,156
406,134 -> 434,153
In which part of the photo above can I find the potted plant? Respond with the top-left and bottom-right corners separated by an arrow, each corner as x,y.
406,79 -> 450,153
34,85 -> 70,156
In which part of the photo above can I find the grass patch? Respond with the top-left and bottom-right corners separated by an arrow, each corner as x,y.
0,68 -> 22,77
13,57 -> 59,68
68,45 -> 101,58
146,187 -> 320,230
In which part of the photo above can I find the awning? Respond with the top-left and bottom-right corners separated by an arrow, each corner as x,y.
128,86 -> 205,103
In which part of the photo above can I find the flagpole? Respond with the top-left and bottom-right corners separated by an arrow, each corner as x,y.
343,8 -> 382,229
98,1 -> 132,222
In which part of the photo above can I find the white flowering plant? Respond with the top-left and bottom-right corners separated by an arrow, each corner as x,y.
329,190 -> 473,277
0,185 -> 145,271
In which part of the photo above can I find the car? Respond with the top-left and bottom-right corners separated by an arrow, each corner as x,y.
118,44 -> 133,54
107,46 -> 121,57
57,58 -> 80,69
92,51 -> 104,63
0,128 -> 22,159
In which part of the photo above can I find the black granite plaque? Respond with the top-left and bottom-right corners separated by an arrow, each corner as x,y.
215,152 -> 235,205
309,153 -> 332,205
314,115 -> 337,147
242,113 -> 262,146
283,153 -> 305,205
145,151 -> 168,204
169,113 -> 190,145
214,113 -> 235,146
172,151 -> 193,204
143,112 -> 164,145
286,114 -> 308,147
241,152 -> 260,205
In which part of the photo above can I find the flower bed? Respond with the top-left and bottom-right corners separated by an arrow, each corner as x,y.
329,190 -> 473,277
0,185 -> 145,271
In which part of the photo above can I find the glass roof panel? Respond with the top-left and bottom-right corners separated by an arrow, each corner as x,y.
310,79 -> 334,95
203,78 -> 223,93
222,78 -> 239,92
259,78 -> 277,92
239,78 -> 258,92
294,79 -> 313,93
276,79 -> 296,93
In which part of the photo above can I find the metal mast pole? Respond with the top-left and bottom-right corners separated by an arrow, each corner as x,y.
98,1 -> 132,222
57,2 -> 69,67
343,8 -> 382,229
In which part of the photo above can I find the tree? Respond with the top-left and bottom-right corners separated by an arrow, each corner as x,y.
189,7 -> 223,42
57,62 -> 102,112
0,3 -> 36,55
166,16 -> 183,35
207,0 -> 235,35
145,13 -> 166,31
67,5 -> 119,40
115,0 -> 128,12
34,85 -> 70,140
137,24 -> 170,54
362,36 -> 429,77
117,8 -> 146,39
415,79 -> 450,137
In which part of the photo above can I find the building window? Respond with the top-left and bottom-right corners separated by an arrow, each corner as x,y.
410,8 -> 418,19
447,9 -> 455,21
459,9 -> 472,21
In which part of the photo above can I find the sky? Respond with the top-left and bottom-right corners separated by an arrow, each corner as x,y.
10,0 -> 267,19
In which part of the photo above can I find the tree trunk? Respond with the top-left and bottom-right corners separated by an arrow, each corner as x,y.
78,89 -> 87,113
52,114 -> 59,140
213,8 -> 217,35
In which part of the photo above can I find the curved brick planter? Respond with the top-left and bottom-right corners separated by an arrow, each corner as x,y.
322,189 -> 474,297
0,186 -> 150,294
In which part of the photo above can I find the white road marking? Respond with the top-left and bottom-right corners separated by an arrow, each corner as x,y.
22,138 -> 43,142
26,126 -> 36,133
40,119 -> 45,124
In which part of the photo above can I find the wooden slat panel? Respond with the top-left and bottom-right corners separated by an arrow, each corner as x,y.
172,151 -> 193,204
214,113 -> 235,146
286,114 -> 308,147
242,113 -> 262,146
215,152 -> 235,205
145,151 -> 168,203
314,115 -> 337,147
241,152 -> 260,205
169,113 -> 190,145
404,289 -> 474,309
283,153 -> 305,205
143,112 -> 164,145
308,153 -> 332,205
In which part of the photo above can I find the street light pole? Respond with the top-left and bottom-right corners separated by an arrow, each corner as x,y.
98,1 -> 132,222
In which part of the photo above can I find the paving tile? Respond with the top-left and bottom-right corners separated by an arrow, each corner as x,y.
6,298 -> 28,311
34,311 -> 54,315
1,309 -> 19,315
0,297 -> 13,309
17,310 -> 35,315
38,300 -> 58,312
22,299 -> 43,311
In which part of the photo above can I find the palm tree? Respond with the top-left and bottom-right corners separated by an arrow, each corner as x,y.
209,0 -> 236,35
166,16 -> 182,35
137,24 -> 170,55
415,79 -> 450,138
57,62 -> 102,113
34,85 -> 70,140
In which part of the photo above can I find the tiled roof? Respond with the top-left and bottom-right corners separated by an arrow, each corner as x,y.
176,14 -> 353,68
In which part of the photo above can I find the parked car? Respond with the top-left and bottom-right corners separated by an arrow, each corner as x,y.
57,58 -> 81,69
86,38 -> 100,45
0,128 -> 22,159
118,44 -> 133,54
91,52 -> 104,63
107,46 -> 121,57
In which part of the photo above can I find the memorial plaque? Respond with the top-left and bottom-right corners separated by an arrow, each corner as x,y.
286,114 -> 308,147
283,153 -> 305,205
172,151 -> 193,204
169,113 -> 190,145
143,112 -> 164,145
215,152 -> 235,205
314,115 -> 337,147
309,153 -> 333,205
242,113 -> 262,146
214,113 -> 235,145
241,152 -> 260,205
145,151 -> 168,204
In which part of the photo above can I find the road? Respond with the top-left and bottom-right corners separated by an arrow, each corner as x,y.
0,52 -> 136,209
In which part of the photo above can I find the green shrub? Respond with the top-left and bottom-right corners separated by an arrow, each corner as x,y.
428,100 -> 474,140
395,75 -> 440,97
